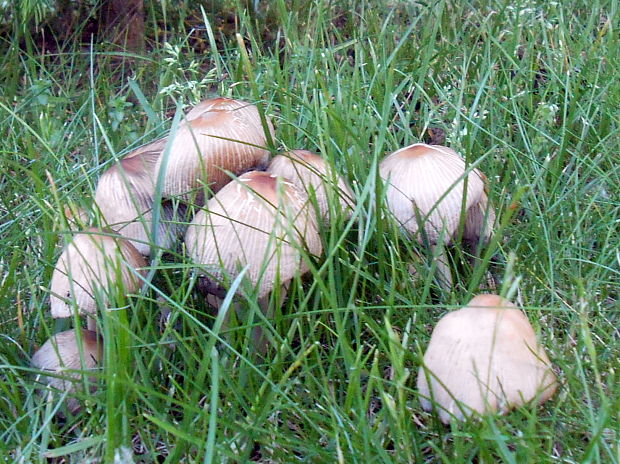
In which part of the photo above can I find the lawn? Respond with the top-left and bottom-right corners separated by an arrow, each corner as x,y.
0,0 -> 618,462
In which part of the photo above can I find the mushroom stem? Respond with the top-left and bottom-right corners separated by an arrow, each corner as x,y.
431,244 -> 453,289
86,316 -> 97,333
197,280 -> 289,354
254,283 -> 289,354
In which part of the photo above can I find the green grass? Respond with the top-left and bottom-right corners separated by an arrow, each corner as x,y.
1,0 -> 619,462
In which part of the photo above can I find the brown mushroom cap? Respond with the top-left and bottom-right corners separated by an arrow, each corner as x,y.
123,137 -> 168,159
417,294 -> 558,423
156,98 -> 275,202
185,171 -> 322,299
94,138 -> 184,256
31,329 -> 102,414
267,150 -> 355,223
50,228 -> 147,319
379,143 -> 491,245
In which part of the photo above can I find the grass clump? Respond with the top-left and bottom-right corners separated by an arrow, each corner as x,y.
0,0 -> 618,462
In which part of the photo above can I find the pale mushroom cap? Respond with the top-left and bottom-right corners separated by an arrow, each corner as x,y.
185,171 -> 322,298
50,228 -> 147,318
94,140 -> 183,256
183,97 -> 246,121
267,150 -> 355,222
417,294 -> 558,423
379,143 -> 486,245
156,97 -> 275,201
31,329 -> 102,413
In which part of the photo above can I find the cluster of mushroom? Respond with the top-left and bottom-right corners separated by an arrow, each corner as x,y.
30,96 -> 557,423
30,97 -> 353,410
379,144 -> 557,421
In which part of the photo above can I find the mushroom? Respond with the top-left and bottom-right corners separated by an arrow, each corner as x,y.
50,228 -> 147,330
31,328 -> 102,414
155,97 -> 275,203
267,150 -> 355,223
124,136 -> 168,159
417,294 -> 558,423
94,138 -> 185,256
379,143 -> 495,285
185,171 -> 322,348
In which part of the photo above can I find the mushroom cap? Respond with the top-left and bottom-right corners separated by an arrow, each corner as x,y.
156,97 -> 275,202
123,137 -> 168,159
379,143 -> 487,245
185,171 -> 322,298
31,329 -> 102,414
267,150 -> 355,222
94,138 -> 184,256
50,228 -> 147,319
417,294 -> 558,423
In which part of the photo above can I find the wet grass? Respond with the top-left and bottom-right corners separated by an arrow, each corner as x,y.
0,0 -> 618,462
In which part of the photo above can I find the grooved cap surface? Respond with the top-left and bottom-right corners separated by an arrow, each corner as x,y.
379,143 -> 490,245
268,150 -> 355,222
95,140 -> 182,256
185,171 -> 322,298
156,98 -> 274,201
50,228 -> 147,318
